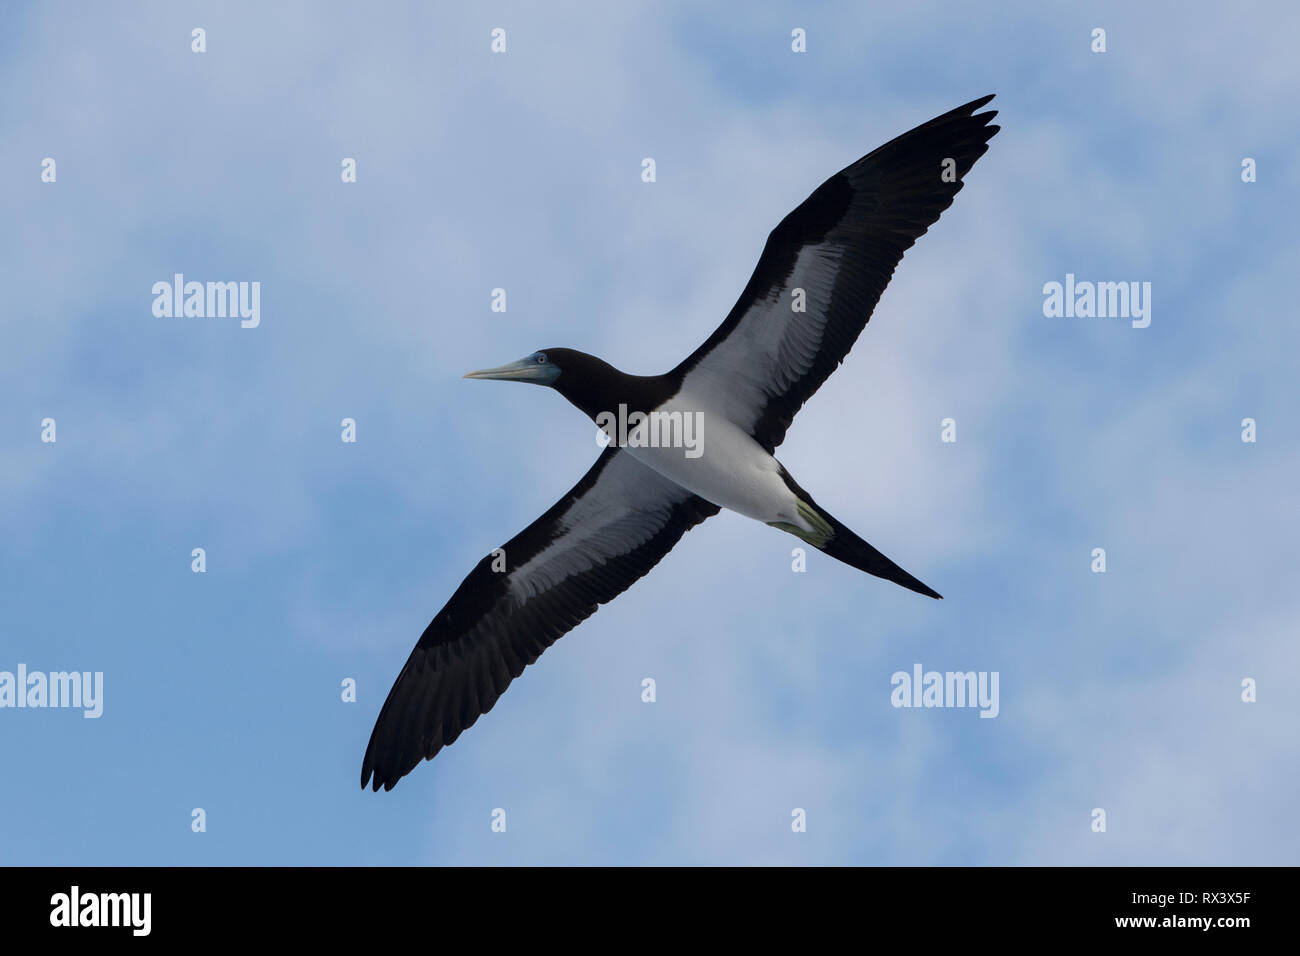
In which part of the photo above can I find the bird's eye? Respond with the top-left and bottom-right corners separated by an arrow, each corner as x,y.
536,352 -> 548,364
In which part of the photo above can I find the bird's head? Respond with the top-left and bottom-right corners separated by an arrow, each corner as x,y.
463,349 -> 565,387
463,348 -> 630,422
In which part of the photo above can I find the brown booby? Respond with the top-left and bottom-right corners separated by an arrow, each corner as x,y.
362,95 -> 999,791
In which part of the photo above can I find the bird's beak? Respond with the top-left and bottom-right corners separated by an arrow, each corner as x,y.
463,356 -> 554,384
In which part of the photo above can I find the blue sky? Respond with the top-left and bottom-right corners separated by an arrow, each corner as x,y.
2,0 -> 1297,865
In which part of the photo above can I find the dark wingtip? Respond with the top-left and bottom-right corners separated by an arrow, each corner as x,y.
946,94 -> 996,119
361,760 -> 401,793
361,741 -> 390,792
361,769 -> 397,793
958,94 -> 999,136
362,737 -> 423,792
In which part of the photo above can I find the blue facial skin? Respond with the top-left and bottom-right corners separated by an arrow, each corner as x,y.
463,351 -> 562,385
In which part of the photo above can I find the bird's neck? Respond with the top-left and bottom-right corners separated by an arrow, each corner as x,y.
553,360 -> 678,423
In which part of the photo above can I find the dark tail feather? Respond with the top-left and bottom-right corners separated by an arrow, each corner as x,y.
776,467 -> 942,599
817,508 -> 943,599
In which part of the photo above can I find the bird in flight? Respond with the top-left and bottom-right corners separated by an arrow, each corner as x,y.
362,95 -> 999,791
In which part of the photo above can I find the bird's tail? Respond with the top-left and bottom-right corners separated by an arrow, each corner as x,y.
769,469 -> 942,600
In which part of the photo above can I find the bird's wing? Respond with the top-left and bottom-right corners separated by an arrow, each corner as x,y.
673,95 -> 1000,452
362,447 -> 719,791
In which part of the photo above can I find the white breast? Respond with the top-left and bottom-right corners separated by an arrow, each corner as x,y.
619,392 -> 803,527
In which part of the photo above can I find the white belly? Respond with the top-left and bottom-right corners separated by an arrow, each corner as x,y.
618,394 -> 804,527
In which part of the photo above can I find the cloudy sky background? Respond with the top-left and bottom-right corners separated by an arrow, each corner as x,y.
2,0 -> 1297,864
